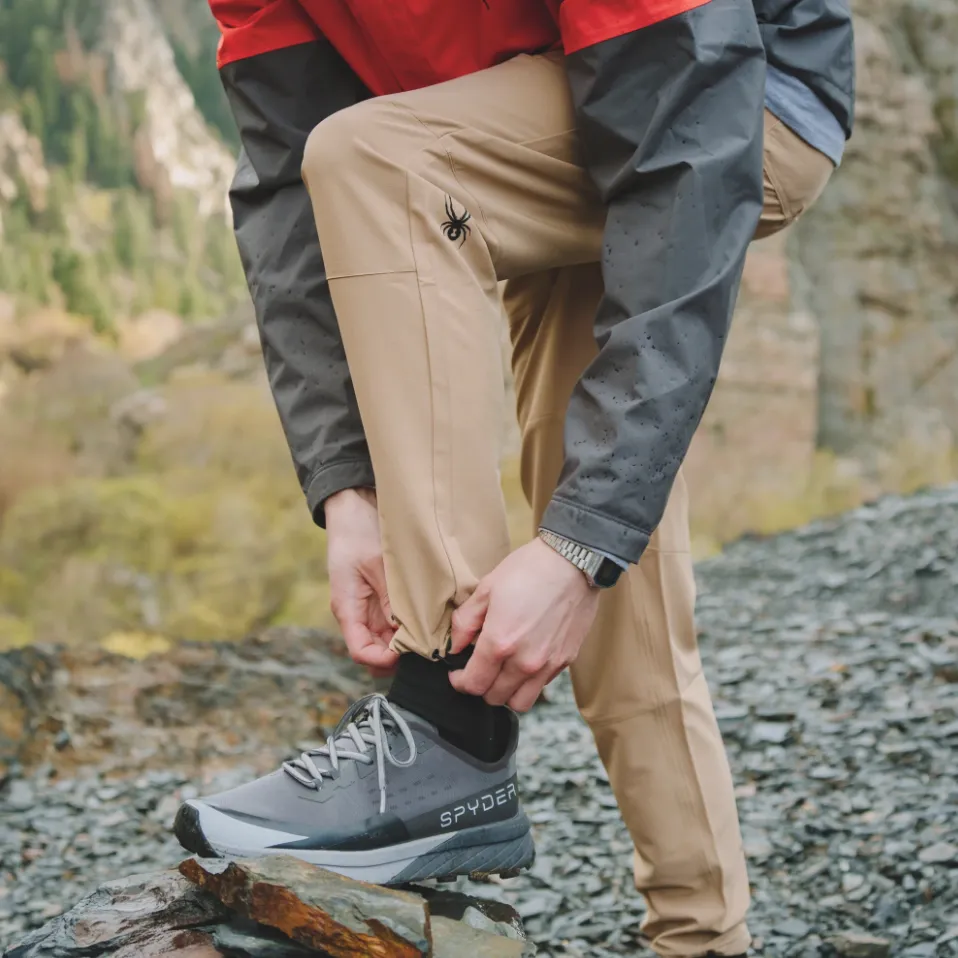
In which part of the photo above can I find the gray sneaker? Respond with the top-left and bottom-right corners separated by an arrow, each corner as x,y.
173,693 -> 534,885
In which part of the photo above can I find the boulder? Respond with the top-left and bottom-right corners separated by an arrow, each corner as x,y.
5,856 -> 534,958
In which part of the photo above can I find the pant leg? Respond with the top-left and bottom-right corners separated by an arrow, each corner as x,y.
502,117 -> 834,956
504,265 -> 751,958
301,52 -> 602,658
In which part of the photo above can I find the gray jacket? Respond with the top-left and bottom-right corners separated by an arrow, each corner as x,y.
221,0 -> 854,563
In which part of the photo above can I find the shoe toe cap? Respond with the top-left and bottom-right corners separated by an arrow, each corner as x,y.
173,801 -> 220,858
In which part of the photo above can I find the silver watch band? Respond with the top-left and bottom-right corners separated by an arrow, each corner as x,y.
537,529 -> 603,587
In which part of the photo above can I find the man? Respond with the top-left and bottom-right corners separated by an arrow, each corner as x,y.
175,2 -> 854,955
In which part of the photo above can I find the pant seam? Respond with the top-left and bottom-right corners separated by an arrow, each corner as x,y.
326,268 -> 417,281
404,169 -> 462,639
391,101 -> 502,268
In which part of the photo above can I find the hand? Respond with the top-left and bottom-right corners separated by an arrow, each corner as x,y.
325,488 -> 399,677
448,538 -> 600,712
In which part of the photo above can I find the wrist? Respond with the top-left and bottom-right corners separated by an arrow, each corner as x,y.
537,529 -> 624,590
533,538 -> 593,593
325,487 -> 377,524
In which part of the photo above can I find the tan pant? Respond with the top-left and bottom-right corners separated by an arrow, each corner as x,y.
303,52 -> 832,958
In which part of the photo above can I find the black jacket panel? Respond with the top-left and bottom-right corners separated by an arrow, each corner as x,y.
539,0 -> 767,561
221,40 -> 375,525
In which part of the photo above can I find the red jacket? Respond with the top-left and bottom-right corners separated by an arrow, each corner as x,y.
211,0 -> 709,96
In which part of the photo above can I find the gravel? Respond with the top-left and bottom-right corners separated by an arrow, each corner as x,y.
3,485 -> 957,956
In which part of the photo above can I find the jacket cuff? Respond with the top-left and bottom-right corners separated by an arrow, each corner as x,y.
305,458 -> 376,528
540,496 -> 651,566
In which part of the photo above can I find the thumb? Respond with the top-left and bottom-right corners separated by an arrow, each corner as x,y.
450,587 -> 489,654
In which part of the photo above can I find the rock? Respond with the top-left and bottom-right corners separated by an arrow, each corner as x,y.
117,311 -> 185,363
431,918 -> 531,958
0,628 -> 368,782
0,112 -> 49,221
209,922 -> 318,956
0,647 -> 54,774
179,856 -> 432,957
900,945 -> 937,958
0,310 -> 87,373
4,485 -> 958,954
751,721 -> 793,745
7,860 -> 533,958
98,0 -> 234,219
775,918 -> 812,937
412,886 -> 526,942
684,0 -> 958,544
4,871 -> 227,957
917,841 -> 957,864
825,931 -> 892,957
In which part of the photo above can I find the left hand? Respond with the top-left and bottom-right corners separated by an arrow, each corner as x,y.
447,538 -> 601,712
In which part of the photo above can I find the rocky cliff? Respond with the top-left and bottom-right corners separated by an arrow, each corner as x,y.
687,0 -> 958,544
0,0 -> 242,330
98,0 -> 234,218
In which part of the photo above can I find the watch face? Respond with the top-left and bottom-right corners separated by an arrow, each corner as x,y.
594,558 -> 624,589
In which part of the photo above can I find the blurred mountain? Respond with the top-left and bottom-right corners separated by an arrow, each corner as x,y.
0,1 -> 957,648
0,0 -> 243,332
150,0 -> 240,151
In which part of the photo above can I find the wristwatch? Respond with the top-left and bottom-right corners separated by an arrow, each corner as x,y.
537,529 -> 624,589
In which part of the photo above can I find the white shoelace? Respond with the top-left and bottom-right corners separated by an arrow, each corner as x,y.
282,693 -> 418,814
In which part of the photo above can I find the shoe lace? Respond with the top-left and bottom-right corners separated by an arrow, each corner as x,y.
282,693 -> 418,814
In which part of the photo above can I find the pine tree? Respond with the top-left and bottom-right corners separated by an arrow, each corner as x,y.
19,89 -> 45,139
112,189 -> 152,271
21,26 -> 61,139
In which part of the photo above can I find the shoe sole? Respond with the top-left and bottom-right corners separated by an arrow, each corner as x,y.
174,801 -> 535,886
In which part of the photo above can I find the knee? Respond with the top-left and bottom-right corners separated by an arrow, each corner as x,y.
303,106 -> 364,190
302,99 -> 400,191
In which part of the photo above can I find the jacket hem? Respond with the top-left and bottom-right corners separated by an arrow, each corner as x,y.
541,497 -> 651,566
305,458 -> 377,528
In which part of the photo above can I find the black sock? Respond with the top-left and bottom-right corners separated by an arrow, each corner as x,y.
387,649 -> 512,763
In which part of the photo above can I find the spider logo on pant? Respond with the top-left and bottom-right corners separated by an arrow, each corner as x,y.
441,195 -> 472,247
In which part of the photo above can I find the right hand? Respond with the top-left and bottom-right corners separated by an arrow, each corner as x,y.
325,488 -> 399,677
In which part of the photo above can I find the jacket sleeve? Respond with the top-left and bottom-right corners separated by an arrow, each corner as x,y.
220,38 -> 376,525
540,0 -> 767,562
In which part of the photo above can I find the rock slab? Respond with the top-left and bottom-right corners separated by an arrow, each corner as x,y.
5,857 -> 532,958
4,871 -> 227,957
825,931 -> 893,958
178,856 -> 430,958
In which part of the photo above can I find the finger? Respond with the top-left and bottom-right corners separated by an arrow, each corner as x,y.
448,632 -> 505,698
450,588 -> 489,654
356,643 -> 400,670
341,619 -> 400,670
482,662 -> 528,708
508,667 -> 554,713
